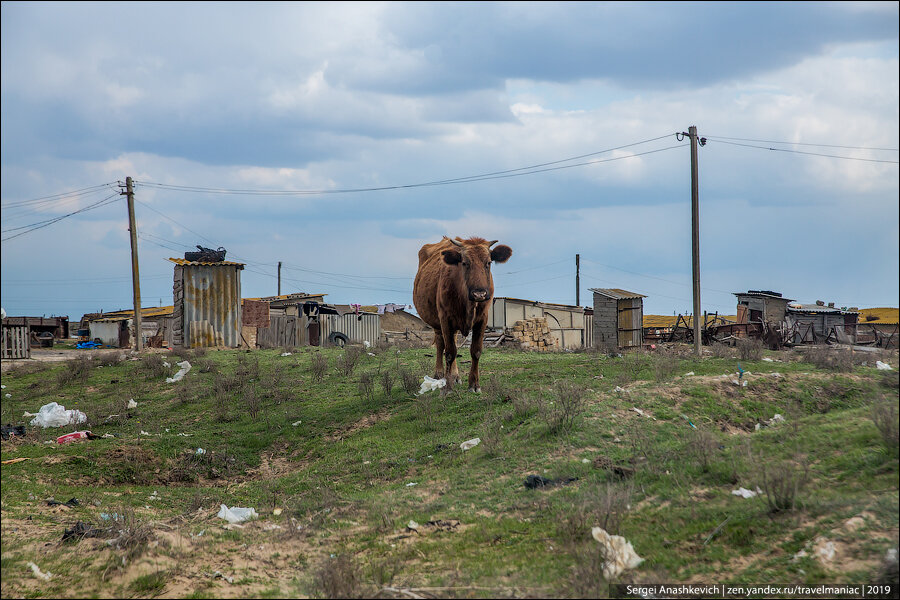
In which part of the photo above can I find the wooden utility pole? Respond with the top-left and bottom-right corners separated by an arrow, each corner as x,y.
278,261 -> 282,296
575,254 -> 580,306
688,125 -> 702,357
124,177 -> 143,351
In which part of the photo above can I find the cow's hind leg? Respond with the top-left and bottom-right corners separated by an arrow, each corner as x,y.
468,320 -> 485,392
433,329 -> 445,379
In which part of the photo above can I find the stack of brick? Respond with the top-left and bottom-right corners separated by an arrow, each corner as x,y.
508,317 -> 559,351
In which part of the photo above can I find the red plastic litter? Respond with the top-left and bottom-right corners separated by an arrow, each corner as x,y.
56,431 -> 92,444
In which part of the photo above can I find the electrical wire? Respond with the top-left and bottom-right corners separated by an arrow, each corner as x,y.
134,136 -> 684,196
0,182 -> 118,208
1,193 -> 121,242
704,135 -> 898,152
707,139 -> 899,164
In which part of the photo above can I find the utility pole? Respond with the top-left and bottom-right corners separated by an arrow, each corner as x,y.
575,254 -> 580,306
124,177 -> 143,352
278,261 -> 282,296
687,126 -> 705,357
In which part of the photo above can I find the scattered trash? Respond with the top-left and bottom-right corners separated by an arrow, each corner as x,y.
762,357 -> 774,362
581,458 -> 590,464
102,433 -> 115,439
217,504 -> 259,524
4,393 -> 10,398
755,414 -> 785,431
195,448 -> 206,455
213,571 -> 234,584
731,487 -> 763,499
62,521 -> 104,542
1,424 -> 26,440
418,376 -> 446,395
814,537 -> 836,563
280,352 -> 292,357
731,379 -> 748,387
273,508 -> 283,516
140,430 -> 152,436
407,520 -> 420,531
99,513 -> 123,521
56,431 -> 99,444
47,497 -> 80,508
292,421 -> 302,427
632,407 -> 656,420
26,561 -> 52,581
523,475 -> 579,489
405,482 -> 417,487
770,414 -> 785,424
681,414 -> 697,429
614,386 -> 626,393
367,352 -> 376,356
460,437 -> 481,451
683,371 -> 695,377
876,361 -> 893,370
2,457 -> 30,465
165,360 -> 192,383
127,399 -> 137,409
29,402 -> 87,428
591,527 -> 644,579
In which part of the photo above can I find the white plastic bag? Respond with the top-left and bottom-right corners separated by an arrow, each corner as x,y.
876,361 -> 893,371
591,527 -> 644,579
29,402 -> 87,428
418,376 -> 446,395
166,361 -> 192,383
460,438 -> 481,451
217,504 -> 258,524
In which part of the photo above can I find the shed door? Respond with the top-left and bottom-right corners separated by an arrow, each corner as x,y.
618,299 -> 643,348
309,320 -> 320,346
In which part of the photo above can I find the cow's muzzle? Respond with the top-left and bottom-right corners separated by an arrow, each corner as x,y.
469,289 -> 489,302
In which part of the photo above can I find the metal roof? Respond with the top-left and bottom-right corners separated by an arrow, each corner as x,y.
734,290 -> 794,301
168,258 -> 245,267
494,296 -> 585,311
787,303 -> 858,314
589,288 -> 646,300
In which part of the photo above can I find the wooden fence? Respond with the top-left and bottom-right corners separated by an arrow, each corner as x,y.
2,324 -> 30,359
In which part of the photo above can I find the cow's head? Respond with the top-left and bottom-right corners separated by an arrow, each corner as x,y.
441,237 -> 513,302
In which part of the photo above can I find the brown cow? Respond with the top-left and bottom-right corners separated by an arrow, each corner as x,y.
413,236 -> 512,391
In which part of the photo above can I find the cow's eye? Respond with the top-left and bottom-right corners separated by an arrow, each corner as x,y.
462,261 -> 470,267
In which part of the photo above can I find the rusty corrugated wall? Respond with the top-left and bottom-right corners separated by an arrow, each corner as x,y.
171,259 -> 243,348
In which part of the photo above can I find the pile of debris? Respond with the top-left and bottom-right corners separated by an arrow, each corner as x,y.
507,317 -> 559,351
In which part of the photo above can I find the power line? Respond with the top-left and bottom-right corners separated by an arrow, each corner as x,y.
134,136 -> 685,196
708,139 -> 900,164
704,135 -> 898,152
0,182 -> 118,208
1,193 -> 121,242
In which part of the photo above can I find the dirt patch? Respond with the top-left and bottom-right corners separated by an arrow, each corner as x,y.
326,410 -> 391,442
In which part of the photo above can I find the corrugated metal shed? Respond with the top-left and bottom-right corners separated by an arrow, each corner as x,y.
320,312 -> 382,346
169,258 -> 244,348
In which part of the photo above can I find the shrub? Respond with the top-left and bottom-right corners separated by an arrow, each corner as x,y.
380,370 -> 394,398
140,354 -> 169,378
540,381 -> 587,435
710,342 -> 736,359
871,400 -> 899,451
313,554 -> 365,599
736,338 -> 763,361
759,457 -> 810,512
399,368 -> 419,396
687,429 -> 720,472
310,353 -> 329,382
335,347 -> 363,377
358,372 -> 374,403
57,355 -> 93,386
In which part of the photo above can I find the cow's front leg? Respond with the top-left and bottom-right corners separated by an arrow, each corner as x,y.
433,329 -> 445,379
440,321 -> 460,387
468,319 -> 485,392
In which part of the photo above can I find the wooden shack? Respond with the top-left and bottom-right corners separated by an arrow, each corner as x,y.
591,288 -> 646,349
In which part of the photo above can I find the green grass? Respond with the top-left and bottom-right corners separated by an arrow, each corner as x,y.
1,345 -> 897,597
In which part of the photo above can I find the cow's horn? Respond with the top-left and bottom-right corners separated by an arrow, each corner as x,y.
488,240 -> 499,247
447,237 -> 464,247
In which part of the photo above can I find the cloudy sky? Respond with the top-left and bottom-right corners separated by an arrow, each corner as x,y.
2,1 -> 898,323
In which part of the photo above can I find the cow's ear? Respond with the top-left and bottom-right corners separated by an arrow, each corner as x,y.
442,250 -> 462,265
490,245 -> 512,264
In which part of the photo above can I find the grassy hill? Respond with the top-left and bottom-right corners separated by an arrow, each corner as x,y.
1,342 -> 897,598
